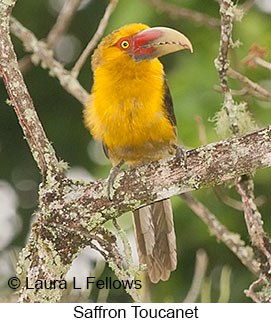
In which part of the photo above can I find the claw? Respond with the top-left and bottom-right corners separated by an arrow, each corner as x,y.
106,161 -> 124,200
173,144 -> 187,168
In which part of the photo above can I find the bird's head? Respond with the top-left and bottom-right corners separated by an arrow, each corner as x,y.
92,23 -> 193,70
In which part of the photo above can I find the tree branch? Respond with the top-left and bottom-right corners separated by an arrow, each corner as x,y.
214,0 -> 271,302
236,176 -> 271,279
0,0 -> 62,179
183,249 -> 208,303
10,17 -> 88,104
214,84 -> 271,101
214,0 -> 237,133
227,67 -> 271,101
18,0 -> 82,73
142,0 -> 221,29
71,0 -> 119,77
254,57 -> 271,72
73,126 -> 271,217
47,0 -> 82,48
15,125 -> 271,302
244,277 -> 271,303
181,193 -> 260,276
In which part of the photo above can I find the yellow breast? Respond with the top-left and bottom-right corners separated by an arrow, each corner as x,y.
84,57 -> 176,165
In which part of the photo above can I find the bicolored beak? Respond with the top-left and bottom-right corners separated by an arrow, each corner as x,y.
132,27 -> 193,61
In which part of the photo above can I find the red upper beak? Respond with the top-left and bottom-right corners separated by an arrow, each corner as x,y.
132,27 -> 193,61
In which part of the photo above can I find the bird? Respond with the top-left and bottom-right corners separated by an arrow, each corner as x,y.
84,23 -> 193,283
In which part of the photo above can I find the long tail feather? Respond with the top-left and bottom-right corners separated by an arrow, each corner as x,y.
133,199 -> 177,283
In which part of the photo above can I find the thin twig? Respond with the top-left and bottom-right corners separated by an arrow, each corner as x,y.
71,0 -> 119,77
47,0 -> 82,48
214,0 -> 241,135
213,84 -> 271,101
217,265 -> 232,302
18,55 -> 32,73
214,0 -> 233,94
10,17 -> 88,104
214,185 -> 265,211
214,84 -> 246,96
112,218 -> 140,277
236,176 -> 271,277
228,67 -> 271,100
181,193 -> 260,277
194,115 -> 207,145
142,0 -> 220,29
240,0 -> 256,13
214,0 -> 255,14
18,0 -> 82,73
99,225 -> 141,302
244,277 -> 267,303
183,249 -> 208,303
255,57 -> 271,72
214,186 -> 244,211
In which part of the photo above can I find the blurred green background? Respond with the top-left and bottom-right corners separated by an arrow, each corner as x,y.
0,0 -> 271,302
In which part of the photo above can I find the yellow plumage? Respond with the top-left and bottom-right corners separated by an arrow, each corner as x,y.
84,24 -> 176,166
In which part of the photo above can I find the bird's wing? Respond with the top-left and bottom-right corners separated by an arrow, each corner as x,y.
163,79 -> 178,137
102,141 -> 109,159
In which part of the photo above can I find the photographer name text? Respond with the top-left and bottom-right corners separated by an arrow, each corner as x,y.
23,277 -> 142,290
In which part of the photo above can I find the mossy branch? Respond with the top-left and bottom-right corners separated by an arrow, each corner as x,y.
15,125 -> 271,302
214,0 -> 271,302
0,0 -> 62,180
10,16 -> 88,104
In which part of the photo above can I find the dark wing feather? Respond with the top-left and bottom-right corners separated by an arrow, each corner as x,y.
102,141 -> 109,159
163,78 -> 177,130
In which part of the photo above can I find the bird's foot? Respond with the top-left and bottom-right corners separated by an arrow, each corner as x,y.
173,144 -> 187,168
106,161 -> 124,200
